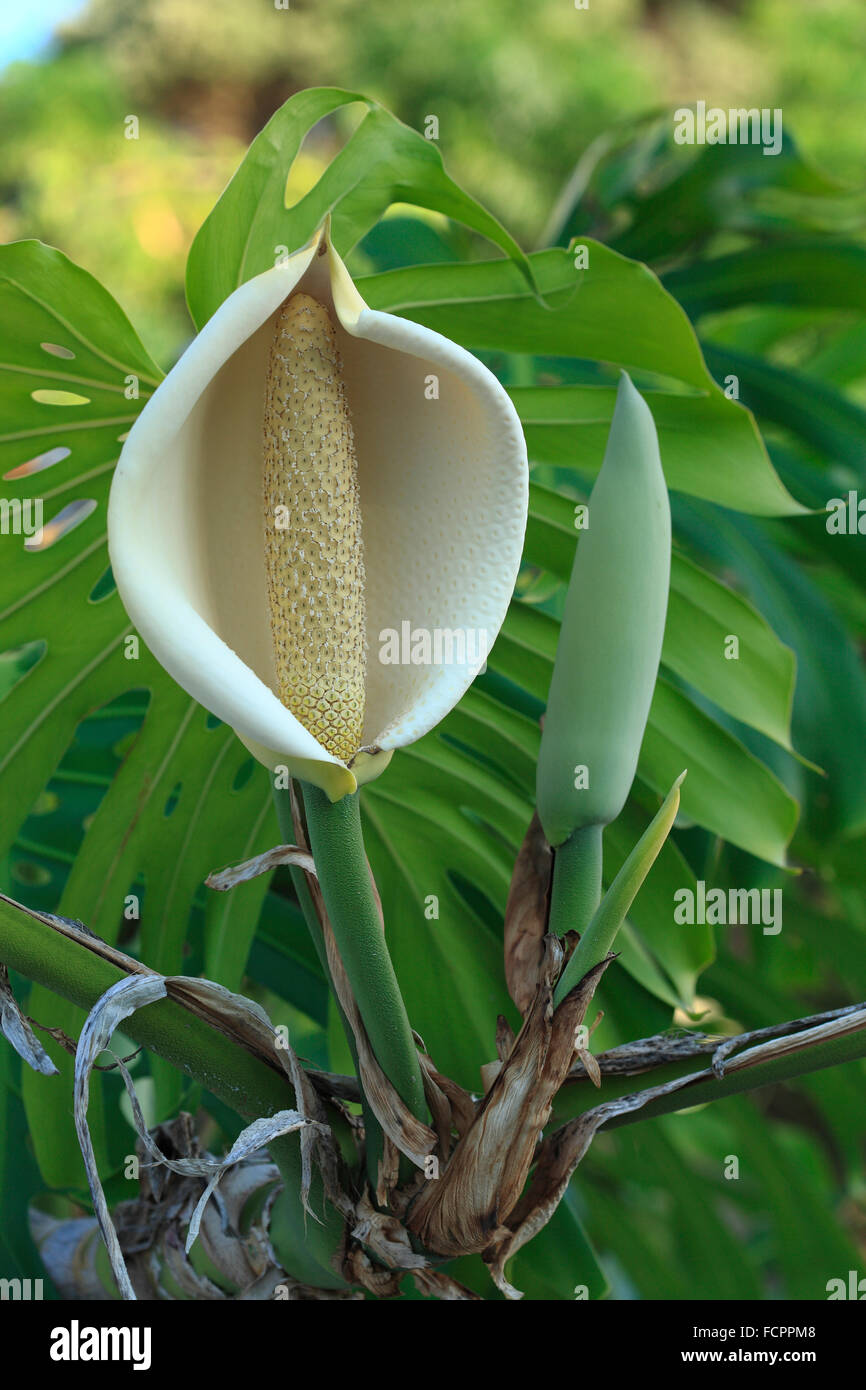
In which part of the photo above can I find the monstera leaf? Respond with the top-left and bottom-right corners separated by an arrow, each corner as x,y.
186,87 -> 536,330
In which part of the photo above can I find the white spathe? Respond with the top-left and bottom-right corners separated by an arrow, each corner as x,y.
108,224 -> 529,800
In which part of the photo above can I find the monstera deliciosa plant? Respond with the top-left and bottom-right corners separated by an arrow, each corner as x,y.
1,90 -> 865,1302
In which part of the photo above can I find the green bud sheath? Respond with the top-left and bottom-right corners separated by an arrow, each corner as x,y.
536,372 -> 671,848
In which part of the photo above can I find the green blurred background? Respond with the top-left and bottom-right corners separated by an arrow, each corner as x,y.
2,0 -> 864,363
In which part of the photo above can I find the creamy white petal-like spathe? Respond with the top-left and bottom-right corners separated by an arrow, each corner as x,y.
108,226 -> 528,799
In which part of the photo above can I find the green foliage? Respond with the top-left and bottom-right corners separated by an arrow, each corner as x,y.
186,88 -> 534,329
359,251 -> 802,515
0,1043 -> 56,1294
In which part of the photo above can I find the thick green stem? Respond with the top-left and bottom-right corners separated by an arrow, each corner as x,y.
300,782 -> 427,1123
552,1014 -> 866,1130
547,822 -> 603,942
604,1023 -> 866,1130
273,785 -> 384,1182
0,894 -> 346,1289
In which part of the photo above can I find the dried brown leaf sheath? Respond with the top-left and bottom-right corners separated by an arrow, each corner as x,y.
503,811 -> 553,1016
405,941 -> 612,1257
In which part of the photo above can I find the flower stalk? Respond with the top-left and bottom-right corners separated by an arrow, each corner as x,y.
299,781 -> 428,1124
272,784 -> 387,1180
546,822 -> 603,942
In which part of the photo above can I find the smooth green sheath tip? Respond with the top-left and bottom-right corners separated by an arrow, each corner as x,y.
536,372 -> 671,849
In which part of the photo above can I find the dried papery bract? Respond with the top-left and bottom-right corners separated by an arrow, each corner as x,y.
503,810 -> 553,1017
405,941 -> 613,1258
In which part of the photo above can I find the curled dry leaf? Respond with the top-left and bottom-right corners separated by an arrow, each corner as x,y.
166,974 -> 346,1220
72,973 -> 340,1299
115,1039 -> 313,1280
503,811 -> 553,1017
277,1025 -> 356,1224
709,1001 -> 866,1078
486,1096 -> 667,1297
182,1112 -> 315,1254
344,1244 -> 404,1298
352,1190 -> 428,1271
73,974 -> 169,1299
205,843 -> 315,890
711,1005 -> 866,1078
0,963 -> 58,1075
33,1115 -> 357,1301
406,940 -> 613,1258
128,1115 -> 283,1298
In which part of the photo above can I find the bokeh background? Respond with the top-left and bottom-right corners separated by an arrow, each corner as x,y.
2,0 -> 864,364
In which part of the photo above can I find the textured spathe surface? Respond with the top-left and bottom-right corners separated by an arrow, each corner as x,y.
263,293 -> 366,763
